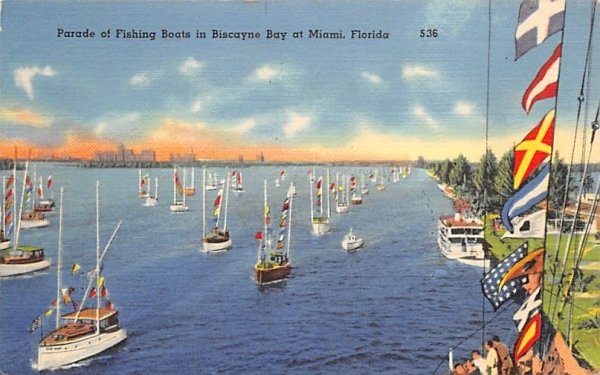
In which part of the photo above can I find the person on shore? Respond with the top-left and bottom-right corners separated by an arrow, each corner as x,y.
492,335 -> 513,375
472,350 -> 486,374
485,340 -> 499,375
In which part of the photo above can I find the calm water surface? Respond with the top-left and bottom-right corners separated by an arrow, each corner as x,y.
0,165 -> 516,374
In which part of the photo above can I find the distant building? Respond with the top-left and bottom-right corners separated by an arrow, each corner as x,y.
169,152 -> 196,163
94,144 -> 156,162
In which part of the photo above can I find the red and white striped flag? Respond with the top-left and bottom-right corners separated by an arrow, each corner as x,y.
522,43 -> 561,113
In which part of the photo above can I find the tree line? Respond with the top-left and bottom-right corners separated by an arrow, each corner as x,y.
427,150 -> 589,217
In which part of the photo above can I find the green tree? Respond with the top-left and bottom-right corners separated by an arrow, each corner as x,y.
472,149 -> 498,215
439,159 -> 453,185
582,173 -> 594,196
549,152 -> 573,211
493,149 -> 515,210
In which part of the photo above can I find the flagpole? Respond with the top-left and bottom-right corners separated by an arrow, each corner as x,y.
223,171 -> 230,231
2,176 -> 5,236
202,168 -> 206,239
56,187 -> 63,329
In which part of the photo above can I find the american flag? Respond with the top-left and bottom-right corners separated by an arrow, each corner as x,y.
481,242 -> 529,310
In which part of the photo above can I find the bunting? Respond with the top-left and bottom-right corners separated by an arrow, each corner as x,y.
47,175 -> 52,189
513,109 -> 555,190
213,189 -> 223,217
481,242 -> 529,310
515,0 -> 565,60
501,163 -> 549,233
175,173 -> 183,195
4,174 -> 14,236
522,44 -> 561,113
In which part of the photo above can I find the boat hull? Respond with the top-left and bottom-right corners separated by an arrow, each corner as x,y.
143,197 -> 158,207
335,205 -> 349,214
37,328 -> 127,371
312,222 -> 331,235
255,263 -> 291,284
0,259 -> 51,277
0,240 -> 10,251
169,204 -> 189,212
202,238 -> 232,253
342,238 -> 364,251
455,257 -> 491,268
20,219 -> 50,229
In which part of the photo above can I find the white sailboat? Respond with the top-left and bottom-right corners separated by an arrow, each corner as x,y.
143,177 -> 159,207
201,168 -> 232,252
20,166 -> 50,229
310,170 -> 331,235
205,172 -> 217,191
170,166 -> 189,212
360,174 -> 369,195
335,173 -> 349,214
35,175 -> 55,212
37,182 -> 127,370
232,170 -> 244,193
138,169 -> 149,198
341,228 -> 364,251
184,167 -> 196,196
0,160 -> 51,277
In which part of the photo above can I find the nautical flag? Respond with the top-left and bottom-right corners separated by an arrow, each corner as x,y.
513,313 -> 542,363
89,287 -> 97,298
71,263 -> 80,274
513,286 -> 542,332
515,0 -> 565,60
72,299 -> 79,311
175,173 -> 183,195
522,44 -> 561,113
502,162 -> 549,233
37,186 -> 42,198
514,109 -> 555,190
101,286 -> 108,298
47,175 -> 52,189
105,301 -> 114,310
255,231 -> 263,240
61,288 -> 72,304
6,174 -> 14,189
98,275 -> 105,287
29,316 -> 42,333
481,242 -> 529,310
329,182 -> 335,192
315,177 -> 322,191
498,247 -> 544,291
44,308 -> 53,317
213,189 -> 223,217
51,298 -> 58,306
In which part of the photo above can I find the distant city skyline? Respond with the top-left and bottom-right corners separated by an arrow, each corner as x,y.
0,1 -> 598,163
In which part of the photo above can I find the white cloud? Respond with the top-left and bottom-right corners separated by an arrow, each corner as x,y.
413,105 -> 438,128
361,71 -> 382,84
94,112 -> 141,136
129,72 -> 152,86
402,65 -> 438,79
454,101 -> 475,116
231,118 -> 256,134
283,112 -> 311,137
251,64 -> 283,81
179,57 -> 203,75
14,66 -> 56,100
191,98 -> 203,113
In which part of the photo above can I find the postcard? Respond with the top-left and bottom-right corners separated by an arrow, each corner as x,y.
0,0 -> 599,374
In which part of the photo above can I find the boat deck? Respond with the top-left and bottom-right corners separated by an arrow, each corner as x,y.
40,323 -> 96,346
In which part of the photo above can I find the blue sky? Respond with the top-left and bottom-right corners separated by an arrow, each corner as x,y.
0,0 -> 598,162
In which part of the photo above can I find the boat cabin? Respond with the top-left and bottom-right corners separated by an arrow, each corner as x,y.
40,308 -> 121,346
0,246 -> 45,265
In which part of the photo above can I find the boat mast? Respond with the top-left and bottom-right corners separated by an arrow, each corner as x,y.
56,187 -> 64,329
1,176 -> 5,235
138,168 -> 142,196
183,167 -> 187,207
172,167 -> 176,205
326,169 -> 330,219
95,180 -> 100,331
155,177 -> 159,199
191,167 -> 195,190
14,159 -> 29,252
309,173 -> 314,221
223,171 -> 230,231
263,180 -> 268,256
286,184 -> 294,260
38,176 -> 44,200
202,168 -> 206,238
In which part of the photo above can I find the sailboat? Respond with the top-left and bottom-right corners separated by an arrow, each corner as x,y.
37,182 -> 127,370
360,174 -> 369,195
35,175 -> 55,212
350,176 -> 363,205
205,171 -> 217,191
184,167 -> 196,196
310,170 -> 331,235
254,181 -> 294,285
0,160 -> 51,277
231,170 -> 244,193
138,168 -> 149,198
201,168 -> 232,253
335,173 -> 349,214
170,166 -> 189,212
20,167 -> 50,229
143,177 -> 159,207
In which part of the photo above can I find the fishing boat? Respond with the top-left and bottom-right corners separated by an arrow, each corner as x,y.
254,181 -> 294,285
341,228 -> 364,251
143,177 -> 159,207
37,182 -> 127,370
138,169 -> 149,198
184,167 -> 196,196
170,166 -> 189,212
0,160 -> 51,277
437,213 -> 489,268
231,170 -> 244,193
35,175 -> 55,212
309,171 -> 331,235
201,169 -> 232,252
335,173 -> 349,214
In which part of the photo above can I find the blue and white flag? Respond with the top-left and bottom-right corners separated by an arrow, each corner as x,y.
501,163 -> 549,233
515,0 -> 565,60
481,242 -> 529,310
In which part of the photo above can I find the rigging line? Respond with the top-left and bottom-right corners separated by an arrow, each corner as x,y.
546,0 -> 597,324
548,107 -> 599,330
431,302 -> 512,375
